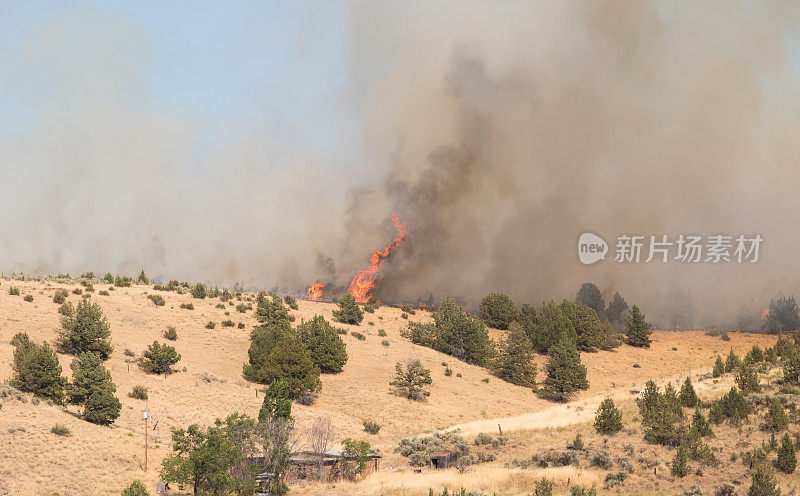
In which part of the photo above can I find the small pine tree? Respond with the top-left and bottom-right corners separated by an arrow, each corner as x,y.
568,433 -> 584,450
671,445 -> 688,477
10,335 -> 67,404
492,322 -> 537,388
390,358 -> 433,401
534,478 -> 553,496
725,348 -> 742,373
67,352 -> 115,406
735,360 -> 761,393
541,336 -> 589,402
103,272 -> 114,284
679,377 -> 699,407
764,398 -> 789,432
259,380 -> 293,423
594,397 -> 623,435
748,462 -> 780,496
783,345 -> 800,384
296,315 -> 348,373
57,299 -> 113,359
478,292 -> 518,330
254,294 -> 292,329
776,433 -> 797,474
624,305 -> 652,348
83,388 -> 122,425
137,270 -> 149,285
690,408 -> 713,438
139,341 -> 181,375
121,479 -> 150,496
713,355 -> 725,377
332,293 -> 364,325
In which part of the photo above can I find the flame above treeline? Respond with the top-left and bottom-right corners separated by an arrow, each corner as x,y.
306,214 -> 408,303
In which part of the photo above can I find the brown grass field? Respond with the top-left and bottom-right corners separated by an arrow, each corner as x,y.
0,277 -> 788,496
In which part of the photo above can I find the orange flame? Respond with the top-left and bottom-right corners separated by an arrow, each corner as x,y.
306,281 -> 325,301
761,308 -> 770,319
348,214 -> 408,303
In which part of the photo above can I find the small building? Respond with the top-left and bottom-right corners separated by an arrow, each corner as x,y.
286,449 -> 381,482
430,452 -> 453,469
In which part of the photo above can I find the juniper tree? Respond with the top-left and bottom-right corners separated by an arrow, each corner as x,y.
713,355 -> 725,377
140,341 -> 182,375
637,380 -> 686,446
137,270 -> 149,285
735,360 -> 761,393
776,432 -> 797,474
296,315 -> 348,373
68,352 -> 116,406
121,480 -> 150,496
679,377 -> 699,407
390,358 -> 433,401
244,329 -> 321,398
605,291 -> 629,328
259,380 -> 293,423
492,322 -> 537,388
689,408 -> 713,438
575,282 -> 605,319
671,445 -> 688,477
594,397 -> 623,435
529,301 -> 575,354
763,398 -> 788,432
540,335 -> 588,402
332,293 -> 364,325
57,298 -> 113,359
725,348 -> 742,373
190,283 -> 207,299
624,305 -> 652,348
560,300 -> 608,352
10,334 -> 67,404
83,388 -> 122,425
254,294 -> 292,329
783,345 -> 800,384
748,462 -> 780,496
478,292 -> 518,330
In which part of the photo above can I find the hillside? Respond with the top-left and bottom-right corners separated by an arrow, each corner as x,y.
0,277 -> 779,496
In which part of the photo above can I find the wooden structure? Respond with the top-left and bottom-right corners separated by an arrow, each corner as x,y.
286,449 -> 381,482
429,452 -> 453,469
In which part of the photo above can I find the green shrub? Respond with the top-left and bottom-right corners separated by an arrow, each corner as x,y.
83,388 -> 122,425
594,397 -> 623,435
284,294 -> 299,310
333,293 -> 364,325
237,322 -> 245,329
378,329 -> 387,337
51,424 -> 71,436
297,315 -> 348,373
734,360 -> 760,393
180,303 -> 194,310
103,273 -> 114,283
534,477 -> 553,496
363,419 -> 382,435
637,381 -> 685,446
8,286 -> 20,295
351,331 -> 366,341
390,358 -> 432,401
190,283 -> 207,299
679,377 -> 699,407
725,348 -> 741,372
395,431 -> 469,466
709,387 -> 751,426
53,290 -> 68,304
221,320 -> 234,327
205,321 -> 216,329
401,312 -> 409,319
478,292 -> 518,330
114,275 -> 132,287
147,294 -> 165,306
567,433 -> 584,450
164,326 -> 177,341
713,355 -> 725,377
137,270 -> 149,285
243,325 -> 321,399
139,341 -> 181,375
381,340 -> 390,346
128,385 -> 148,400
254,294 -> 291,328
56,299 -> 113,359
777,432 -> 797,473
121,479 -> 150,496
23,294 -> 34,302
98,290 -> 109,296
748,462 -> 780,496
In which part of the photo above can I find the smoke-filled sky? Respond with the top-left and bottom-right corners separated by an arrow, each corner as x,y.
3,1 -> 800,327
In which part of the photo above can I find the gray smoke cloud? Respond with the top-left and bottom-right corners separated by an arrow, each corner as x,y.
3,2 -> 800,328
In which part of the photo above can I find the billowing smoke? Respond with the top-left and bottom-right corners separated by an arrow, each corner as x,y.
4,2 -> 800,328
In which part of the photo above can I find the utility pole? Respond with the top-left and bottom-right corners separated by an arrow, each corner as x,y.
143,401 -> 149,472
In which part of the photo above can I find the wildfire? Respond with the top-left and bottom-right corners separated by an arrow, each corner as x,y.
347,214 -> 408,303
762,308 -> 770,319
306,281 -> 325,301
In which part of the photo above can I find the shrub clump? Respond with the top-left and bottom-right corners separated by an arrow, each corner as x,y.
8,286 -> 20,296
180,303 -> 194,310
114,275 -> 132,287
51,424 -> 71,436
128,385 -> 148,400
23,294 -> 34,302
53,289 -> 68,304
390,358 -> 432,401
190,283 -> 207,299
283,294 -> 299,310
333,293 -> 364,325
163,326 -> 178,341
363,419 -> 381,435
139,341 -> 181,375
478,292 -> 518,330
395,431 -> 469,466
147,294 -> 165,306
